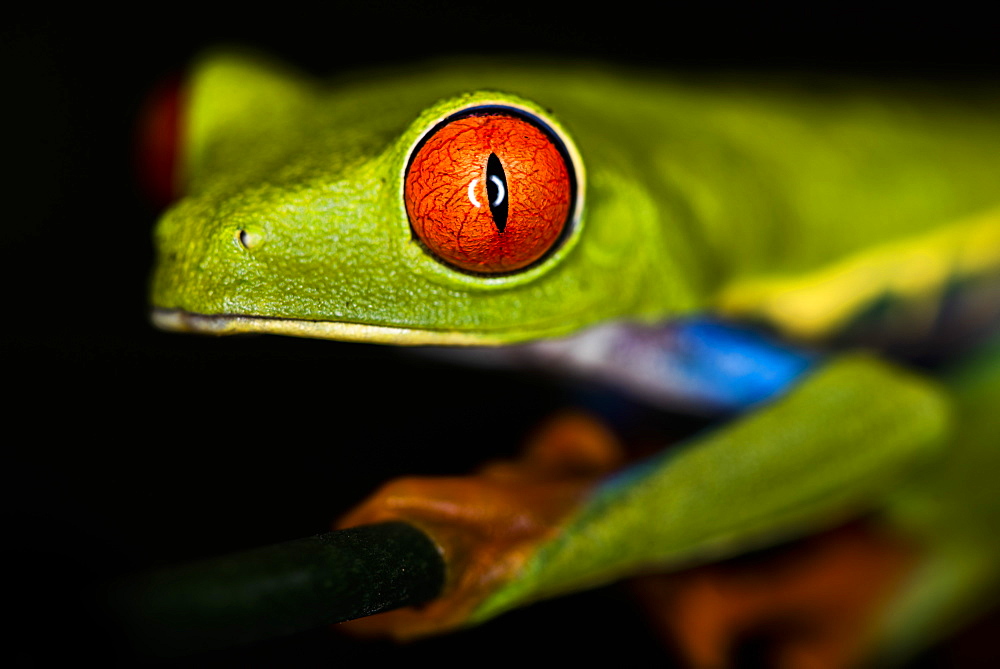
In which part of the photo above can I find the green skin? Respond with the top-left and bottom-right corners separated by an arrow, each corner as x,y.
151,51 -> 1000,660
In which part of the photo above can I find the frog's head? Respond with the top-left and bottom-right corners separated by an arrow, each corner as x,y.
149,52 -> 699,345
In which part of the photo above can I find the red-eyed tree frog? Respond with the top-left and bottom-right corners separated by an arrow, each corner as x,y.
147,51 -> 1000,667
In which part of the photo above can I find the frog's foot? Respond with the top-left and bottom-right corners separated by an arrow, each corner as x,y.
335,412 -> 625,640
632,520 -> 919,669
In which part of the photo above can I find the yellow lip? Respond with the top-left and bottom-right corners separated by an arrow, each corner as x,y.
150,309 -> 506,346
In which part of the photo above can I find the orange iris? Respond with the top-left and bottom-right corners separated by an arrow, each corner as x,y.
405,110 -> 573,274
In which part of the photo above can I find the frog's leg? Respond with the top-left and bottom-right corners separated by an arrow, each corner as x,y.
337,353 -> 947,645
473,354 -> 946,621
874,335 -> 1000,663
632,519 -> 918,669
335,411 -> 626,639
628,340 -> 1000,669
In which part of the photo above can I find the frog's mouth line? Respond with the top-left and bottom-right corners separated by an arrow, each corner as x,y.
151,309 -> 506,346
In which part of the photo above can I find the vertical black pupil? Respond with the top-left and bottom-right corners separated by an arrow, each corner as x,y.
485,152 -> 509,233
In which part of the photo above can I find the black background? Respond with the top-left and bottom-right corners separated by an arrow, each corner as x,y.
5,4 -> 1000,667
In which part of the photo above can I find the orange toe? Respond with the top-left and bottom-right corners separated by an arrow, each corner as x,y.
336,411 -> 625,640
633,520 -> 919,669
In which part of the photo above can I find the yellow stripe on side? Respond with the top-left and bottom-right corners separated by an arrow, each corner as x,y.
715,208 -> 1000,341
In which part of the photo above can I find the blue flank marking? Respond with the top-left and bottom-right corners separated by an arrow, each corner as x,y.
592,317 -> 822,496
672,318 -> 821,412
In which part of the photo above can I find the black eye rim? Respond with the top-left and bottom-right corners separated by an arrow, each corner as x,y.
403,104 -> 580,277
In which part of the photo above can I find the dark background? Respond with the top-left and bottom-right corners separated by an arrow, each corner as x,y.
4,4 -> 999,667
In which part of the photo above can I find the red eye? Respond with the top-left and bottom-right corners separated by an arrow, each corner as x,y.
405,108 -> 575,274
135,74 -> 185,207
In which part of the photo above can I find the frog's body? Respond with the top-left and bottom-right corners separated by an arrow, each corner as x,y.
150,52 -> 1000,666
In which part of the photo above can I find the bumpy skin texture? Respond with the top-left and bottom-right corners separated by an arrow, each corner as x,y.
151,52 -> 1000,343
150,52 -> 1000,665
